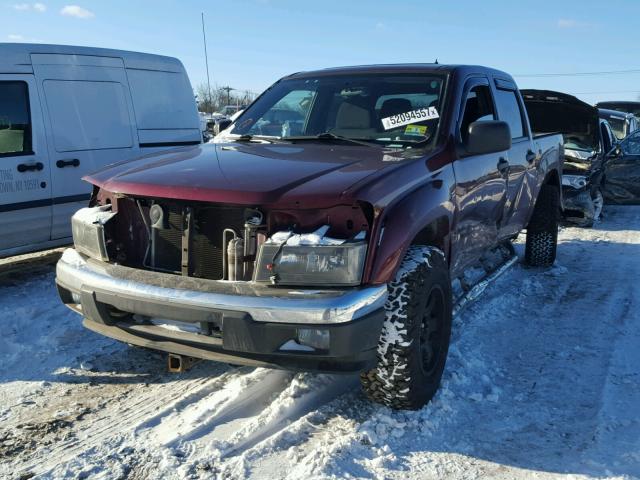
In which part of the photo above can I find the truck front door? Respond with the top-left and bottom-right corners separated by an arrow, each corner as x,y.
450,77 -> 507,276
0,75 -> 52,255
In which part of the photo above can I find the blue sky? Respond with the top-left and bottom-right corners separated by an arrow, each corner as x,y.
3,0 -> 640,104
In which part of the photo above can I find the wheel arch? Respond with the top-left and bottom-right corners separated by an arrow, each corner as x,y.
365,180 -> 454,285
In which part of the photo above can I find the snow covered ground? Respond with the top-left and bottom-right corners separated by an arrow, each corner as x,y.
1,206 -> 639,480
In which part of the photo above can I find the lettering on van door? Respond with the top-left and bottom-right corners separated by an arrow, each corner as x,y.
0,168 -> 41,194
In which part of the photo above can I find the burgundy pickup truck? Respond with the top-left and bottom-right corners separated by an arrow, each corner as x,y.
56,64 -> 563,409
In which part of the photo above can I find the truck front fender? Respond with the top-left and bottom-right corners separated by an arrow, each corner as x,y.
364,168 -> 455,285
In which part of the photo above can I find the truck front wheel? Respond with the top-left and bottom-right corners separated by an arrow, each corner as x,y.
525,184 -> 560,266
361,246 -> 452,410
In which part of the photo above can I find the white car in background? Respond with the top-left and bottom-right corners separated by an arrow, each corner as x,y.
0,43 -> 201,257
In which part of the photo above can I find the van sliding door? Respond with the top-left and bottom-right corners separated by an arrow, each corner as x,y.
31,54 -> 140,240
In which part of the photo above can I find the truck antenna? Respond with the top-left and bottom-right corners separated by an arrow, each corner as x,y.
201,12 -> 213,113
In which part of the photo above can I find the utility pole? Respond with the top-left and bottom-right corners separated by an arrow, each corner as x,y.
201,12 -> 212,113
221,86 -> 234,106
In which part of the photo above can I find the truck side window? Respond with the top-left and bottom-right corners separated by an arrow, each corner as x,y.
0,81 -> 32,156
494,88 -> 525,139
460,85 -> 495,142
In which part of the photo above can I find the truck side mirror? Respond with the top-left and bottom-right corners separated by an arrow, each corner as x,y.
215,119 -> 233,135
465,120 -> 512,156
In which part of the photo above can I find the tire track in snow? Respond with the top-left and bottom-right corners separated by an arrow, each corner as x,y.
14,363 -> 238,477
138,369 -> 293,447
219,373 -> 359,459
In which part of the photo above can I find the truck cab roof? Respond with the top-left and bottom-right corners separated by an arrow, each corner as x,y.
285,63 -> 515,81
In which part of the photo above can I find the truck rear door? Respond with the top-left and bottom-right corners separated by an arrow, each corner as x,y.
31,53 -> 140,240
492,79 -> 536,237
0,75 -> 52,254
450,77 -> 507,275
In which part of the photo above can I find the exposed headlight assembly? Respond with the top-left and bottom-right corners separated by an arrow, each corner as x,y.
562,174 -> 588,190
71,206 -> 116,261
254,227 -> 367,286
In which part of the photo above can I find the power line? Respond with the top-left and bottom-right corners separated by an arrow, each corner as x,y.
514,68 -> 640,78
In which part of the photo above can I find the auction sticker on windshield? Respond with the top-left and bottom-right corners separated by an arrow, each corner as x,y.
381,107 -> 439,130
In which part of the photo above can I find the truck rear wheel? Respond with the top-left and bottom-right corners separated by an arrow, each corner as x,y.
361,246 -> 452,410
525,184 -> 559,266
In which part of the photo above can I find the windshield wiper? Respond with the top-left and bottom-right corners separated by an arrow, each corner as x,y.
227,134 -> 285,144
284,132 -> 380,148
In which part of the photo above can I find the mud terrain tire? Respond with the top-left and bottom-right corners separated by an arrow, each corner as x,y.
361,246 -> 452,410
525,185 -> 559,267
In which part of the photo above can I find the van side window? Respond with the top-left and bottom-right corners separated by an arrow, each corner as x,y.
0,82 -> 32,156
460,85 -> 495,142
494,89 -> 525,139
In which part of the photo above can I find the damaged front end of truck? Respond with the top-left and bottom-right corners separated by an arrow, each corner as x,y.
55,140 -> 404,372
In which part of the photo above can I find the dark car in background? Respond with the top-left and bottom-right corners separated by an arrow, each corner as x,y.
603,129 -> 640,204
598,108 -> 638,141
523,89 -> 616,226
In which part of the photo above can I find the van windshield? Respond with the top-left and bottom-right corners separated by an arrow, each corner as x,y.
224,73 -> 447,149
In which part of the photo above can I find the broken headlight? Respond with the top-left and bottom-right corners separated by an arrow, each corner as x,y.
254,242 -> 367,286
562,174 -> 588,190
71,206 -> 116,261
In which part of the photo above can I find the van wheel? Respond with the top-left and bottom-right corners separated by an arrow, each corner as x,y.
361,246 -> 452,410
525,185 -> 559,266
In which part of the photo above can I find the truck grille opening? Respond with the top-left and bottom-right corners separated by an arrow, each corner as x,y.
152,206 -> 183,273
146,203 -> 246,280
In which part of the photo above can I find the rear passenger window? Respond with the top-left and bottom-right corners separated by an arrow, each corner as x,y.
0,82 -> 32,156
495,89 -> 525,139
460,85 -> 496,142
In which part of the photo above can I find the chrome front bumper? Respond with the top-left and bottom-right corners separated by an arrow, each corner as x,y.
56,249 -> 387,325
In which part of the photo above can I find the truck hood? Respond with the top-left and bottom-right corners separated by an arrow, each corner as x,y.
521,89 -> 600,152
84,142 -> 413,207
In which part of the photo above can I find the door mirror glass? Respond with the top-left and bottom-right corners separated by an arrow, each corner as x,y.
215,119 -> 233,135
465,120 -> 512,156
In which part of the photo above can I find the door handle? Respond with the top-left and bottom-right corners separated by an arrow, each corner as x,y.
497,157 -> 509,173
526,150 -> 537,163
17,162 -> 44,173
56,159 -> 80,168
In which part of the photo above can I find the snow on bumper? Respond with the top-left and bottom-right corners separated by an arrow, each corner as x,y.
55,249 -> 387,371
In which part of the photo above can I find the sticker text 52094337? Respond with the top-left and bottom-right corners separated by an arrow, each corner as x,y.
381,107 -> 439,131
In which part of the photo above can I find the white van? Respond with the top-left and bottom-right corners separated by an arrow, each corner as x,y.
0,43 -> 201,257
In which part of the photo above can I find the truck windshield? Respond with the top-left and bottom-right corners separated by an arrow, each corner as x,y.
224,73 -> 447,149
